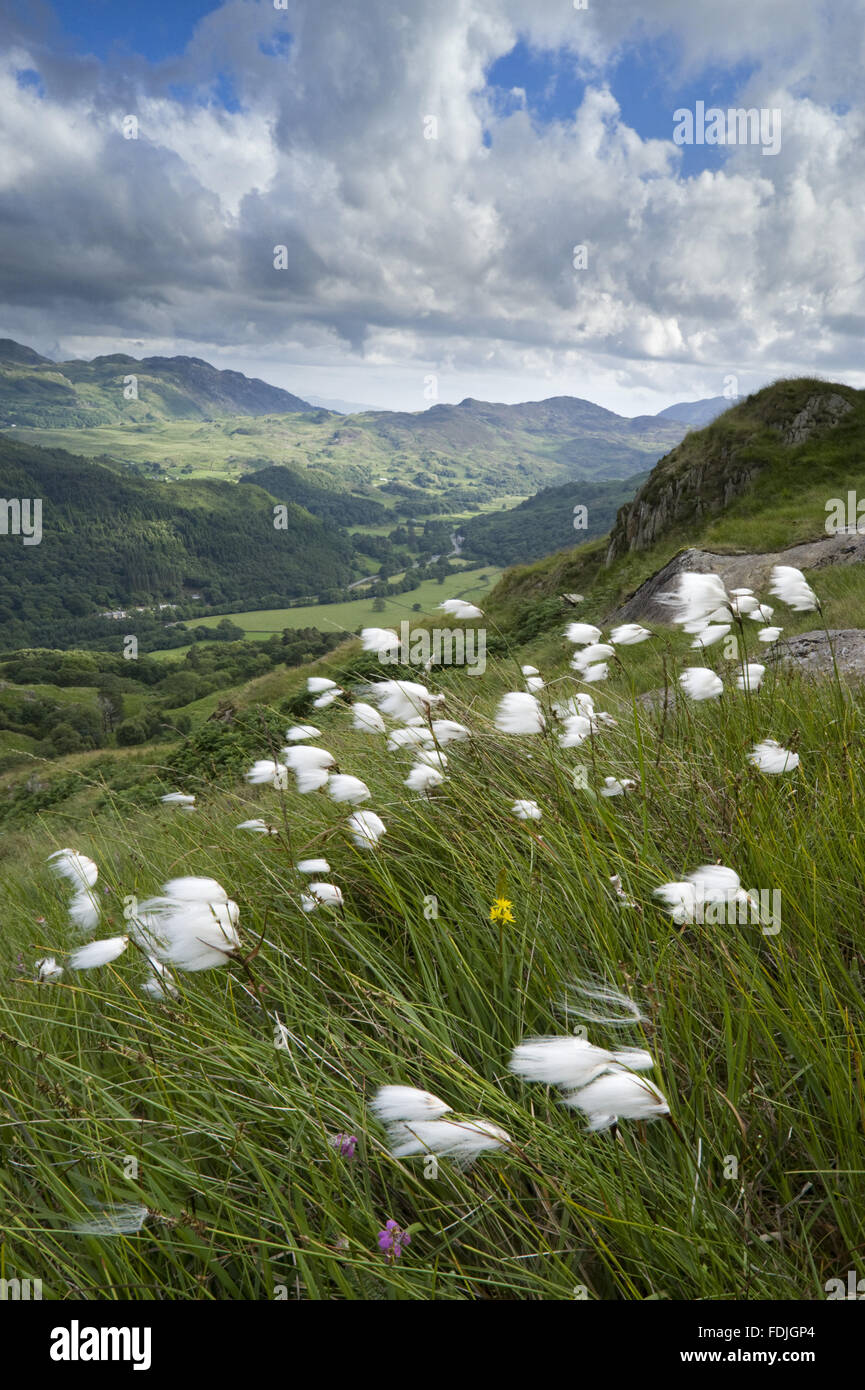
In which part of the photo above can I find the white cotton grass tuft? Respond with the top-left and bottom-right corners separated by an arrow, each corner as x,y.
284,745 -> 337,794
578,661 -> 609,684
68,936 -> 129,970
346,810 -> 386,849
307,677 -> 339,694
386,725 -> 433,750
352,702 -> 387,734
286,724 -> 321,742
558,714 -> 593,747
757,626 -> 783,643
141,959 -> 179,1000
371,1085 -> 508,1163
405,763 -> 445,792
748,603 -> 774,622
413,746 -> 447,771
662,572 -> 730,627
437,598 -> 483,620
564,622 -> 602,645
559,978 -> 645,1025
312,690 -> 342,709
526,675 -> 544,692
565,1069 -> 670,1130
679,667 -> 723,701
301,882 -> 344,912
728,592 -> 760,617
610,874 -> 637,908
387,1117 -> 510,1161
236,819 -> 278,834
736,663 -> 766,692
512,799 -> 542,821
600,776 -> 637,796
690,624 -> 731,650
327,774 -> 371,805
130,878 -> 240,972
553,692 -> 596,719
245,759 -> 289,790
521,665 -> 539,676
769,565 -> 819,612
364,679 -> 444,723
360,627 -> 400,657
654,865 -> 757,924
160,792 -> 196,810
295,858 -> 331,875
748,738 -> 800,774
610,623 -> 652,645
571,642 -> 615,670
68,1203 -> 150,1236
509,1036 -> 655,1092
494,691 -> 545,734
430,719 -> 469,745
371,1085 -> 451,1124
48,849 -> 101,932
35,956 -> 63,982
509,1035 -> 667,1132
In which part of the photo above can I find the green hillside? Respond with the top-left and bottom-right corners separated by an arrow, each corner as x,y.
0,437 -> 358,650
458,472 -> 647,566
488,378 -> 865,633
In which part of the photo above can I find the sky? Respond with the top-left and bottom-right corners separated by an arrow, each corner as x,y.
1,0 -> 864,414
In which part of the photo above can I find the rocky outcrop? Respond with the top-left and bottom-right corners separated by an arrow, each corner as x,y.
605,385 -> 857,566
779,393 -> 852,446
606,530 -> 865,625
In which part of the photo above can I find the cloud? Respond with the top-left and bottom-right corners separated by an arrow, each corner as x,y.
1,0 -> 864,411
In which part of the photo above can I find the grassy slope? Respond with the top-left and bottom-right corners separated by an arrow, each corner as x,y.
0,610 -> 862,1299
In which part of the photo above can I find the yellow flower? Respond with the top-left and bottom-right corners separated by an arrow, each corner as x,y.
489,896 -> 515,926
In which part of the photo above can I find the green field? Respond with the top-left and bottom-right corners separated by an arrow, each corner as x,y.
169,565 -> 502,645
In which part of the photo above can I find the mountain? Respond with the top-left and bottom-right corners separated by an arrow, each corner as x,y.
306,394 -> 383,413
457,472 -> 647,567
655,396 -> 731,427
340,394 -> 685,484
0,340 -> 315,428
0,436 -> 357,650
0,341 -> 689,486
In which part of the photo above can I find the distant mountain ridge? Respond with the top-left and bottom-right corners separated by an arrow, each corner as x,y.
0,339 -> 315,427
655,396 -> 731,427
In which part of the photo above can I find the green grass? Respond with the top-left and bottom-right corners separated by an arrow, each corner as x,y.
175,566 -> 502,642
1,564 -> 863,1300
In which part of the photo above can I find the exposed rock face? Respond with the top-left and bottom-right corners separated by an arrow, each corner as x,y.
605,450 -> 756,562
772,629 -> 865,680
605,387 -> 856,566
779,393 -> 852,446
606,530 -> 865,625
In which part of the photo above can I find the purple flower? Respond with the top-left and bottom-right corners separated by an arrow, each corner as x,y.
331,1132 -> 358,1159
377,1219 -> 410,1261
